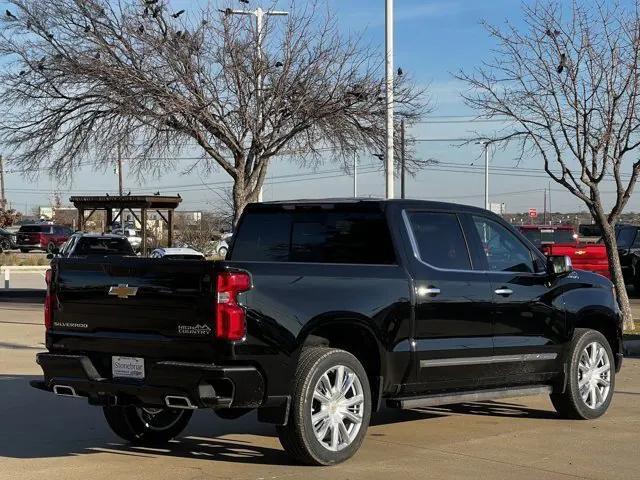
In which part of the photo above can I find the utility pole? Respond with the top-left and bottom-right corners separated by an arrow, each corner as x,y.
400,118 -> 406,199
353,151 -> 358,198
548,181 -> 552,224
385,0 -> 394,199
543,187 -> 547,224
0,155 -> 5,209
116,143 -> 123,196
221,7 -> 288,203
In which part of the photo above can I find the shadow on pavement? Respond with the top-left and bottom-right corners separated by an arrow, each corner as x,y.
0,374 -> 558,465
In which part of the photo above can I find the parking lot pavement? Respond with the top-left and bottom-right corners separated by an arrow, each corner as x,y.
1,304 -> 639,480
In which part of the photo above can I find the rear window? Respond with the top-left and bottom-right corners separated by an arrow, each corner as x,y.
164,254 -> 204,260
74,237 -> 134,256
231,208 -> 396,264
520,228 -> 575,245
19,225 -> 52,233
579,224 -> 602,237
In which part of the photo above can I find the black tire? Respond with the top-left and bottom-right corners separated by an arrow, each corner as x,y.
103,406 -> 192,445
550,328 -> 615,420
276,347 -> 371,466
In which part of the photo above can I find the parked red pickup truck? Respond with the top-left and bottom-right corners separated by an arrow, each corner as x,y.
517,225 -> 610,279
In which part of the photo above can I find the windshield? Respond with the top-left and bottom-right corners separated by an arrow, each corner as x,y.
521,228 -> 575,245
74,237 -> 135,255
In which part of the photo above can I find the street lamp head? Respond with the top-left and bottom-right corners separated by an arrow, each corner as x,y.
274,61 -> 283,67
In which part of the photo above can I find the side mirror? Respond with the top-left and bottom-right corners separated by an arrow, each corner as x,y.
547,255 -> 573,277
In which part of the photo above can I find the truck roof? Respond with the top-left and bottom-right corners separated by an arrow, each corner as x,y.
253,198 -> 491,214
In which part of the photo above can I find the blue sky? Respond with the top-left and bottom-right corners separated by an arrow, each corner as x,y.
2,0 -> 639,215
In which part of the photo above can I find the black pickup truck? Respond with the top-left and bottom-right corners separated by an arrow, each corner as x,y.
32,199 -> 623,465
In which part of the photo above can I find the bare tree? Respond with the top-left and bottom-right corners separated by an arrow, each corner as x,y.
0,0 -> 426,223
457,1 -> 640,330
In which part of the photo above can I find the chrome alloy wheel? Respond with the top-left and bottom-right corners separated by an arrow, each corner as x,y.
578,341 -> 611,409
135,407 -> 185,431
310,365 -> 365,452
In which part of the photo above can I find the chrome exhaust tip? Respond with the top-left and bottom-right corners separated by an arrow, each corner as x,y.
52,385 -> 79,397
164,395 -> 197,410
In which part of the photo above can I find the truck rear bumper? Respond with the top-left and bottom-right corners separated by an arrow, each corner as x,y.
32,353 -> 266,410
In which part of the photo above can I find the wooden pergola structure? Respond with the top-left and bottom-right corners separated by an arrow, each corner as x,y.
69,195 -> 183,255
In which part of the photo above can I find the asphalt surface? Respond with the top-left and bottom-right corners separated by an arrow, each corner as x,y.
1,303 -> 640,480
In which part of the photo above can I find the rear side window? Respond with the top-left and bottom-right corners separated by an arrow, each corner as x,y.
231,209 -> 396,264
19,225 -> 52,233
74,237 -> 134,255
405,212 -> 471,270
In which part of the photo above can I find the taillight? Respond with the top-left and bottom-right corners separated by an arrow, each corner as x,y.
44,269 -> 53,330
215,271 -> 251,341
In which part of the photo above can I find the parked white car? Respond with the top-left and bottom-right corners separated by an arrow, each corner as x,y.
149,247 -> 205,260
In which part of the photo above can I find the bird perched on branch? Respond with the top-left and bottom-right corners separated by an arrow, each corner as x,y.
557,53 -> 567,74
172,9 -> 185,18
84,25 -> 91,33
145,0 -> 159,4
239,0 -> 249,4
138,24 -> 144,34
154,191 -> 160,196
5,9 -> 16,19
397,67 -> 403,76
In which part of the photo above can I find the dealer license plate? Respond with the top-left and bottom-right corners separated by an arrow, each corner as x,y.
112,356 -> 145,380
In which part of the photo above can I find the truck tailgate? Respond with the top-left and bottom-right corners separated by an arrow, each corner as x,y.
49,258 -> 218,359
543,243 -> 610,278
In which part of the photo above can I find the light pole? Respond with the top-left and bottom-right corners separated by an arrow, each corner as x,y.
353,151 -> 358,198
385,0 -> 394,199
477,141 -> 491,210
221,7 -> 289,202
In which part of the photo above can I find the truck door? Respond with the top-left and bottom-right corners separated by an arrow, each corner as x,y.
401,210 -> 495,392
462,214 -> 565,380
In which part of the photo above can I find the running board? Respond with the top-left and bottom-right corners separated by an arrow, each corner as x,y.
387,385 -> 553,409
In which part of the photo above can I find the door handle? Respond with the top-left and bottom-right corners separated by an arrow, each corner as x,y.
494,288 -> 514,297
416,286 -> 441,297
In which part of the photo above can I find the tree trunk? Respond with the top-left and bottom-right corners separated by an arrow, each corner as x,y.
600,220 -> 634,331
231,176 -> 263,227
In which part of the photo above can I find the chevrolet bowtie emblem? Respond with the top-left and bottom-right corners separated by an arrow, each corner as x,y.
108,284 -> 139,299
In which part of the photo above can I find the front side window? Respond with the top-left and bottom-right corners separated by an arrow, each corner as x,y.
406,212 -> 471,270
473,216 -> 535,273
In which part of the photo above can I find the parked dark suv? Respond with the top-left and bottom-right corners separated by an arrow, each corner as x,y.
16,224 -> 73,253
